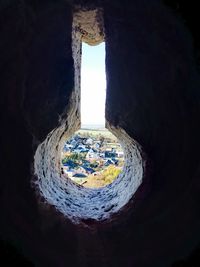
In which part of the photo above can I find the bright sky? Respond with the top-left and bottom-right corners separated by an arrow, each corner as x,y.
81,42 -> 106,127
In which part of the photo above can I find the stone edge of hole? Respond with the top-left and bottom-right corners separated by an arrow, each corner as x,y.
33,117 -> 145,225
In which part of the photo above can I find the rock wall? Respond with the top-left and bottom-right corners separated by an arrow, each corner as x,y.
1,0 -> 200,266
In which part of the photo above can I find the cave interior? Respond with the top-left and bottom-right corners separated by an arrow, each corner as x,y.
1,0 -> 200,266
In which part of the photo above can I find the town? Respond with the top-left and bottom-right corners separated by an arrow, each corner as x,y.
61,129 -> 124,188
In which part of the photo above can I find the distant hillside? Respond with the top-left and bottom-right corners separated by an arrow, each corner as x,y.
78,128 -> 117,141
81,124 -> 106,130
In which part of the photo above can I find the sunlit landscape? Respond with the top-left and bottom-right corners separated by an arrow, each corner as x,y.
61,128 -> 124,187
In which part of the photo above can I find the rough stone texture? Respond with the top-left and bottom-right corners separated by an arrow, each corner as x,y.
1,0 -> 200,266
34,124 -> 144,223
73,8 -> 105,45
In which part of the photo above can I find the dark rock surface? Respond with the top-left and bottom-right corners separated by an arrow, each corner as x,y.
1,0 -> 200,266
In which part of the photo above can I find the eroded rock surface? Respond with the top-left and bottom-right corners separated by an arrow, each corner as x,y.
1,1 -> 200,266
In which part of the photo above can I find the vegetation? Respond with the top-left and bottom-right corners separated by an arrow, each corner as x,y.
62,152 -> 86,163
82,165 -> 122,188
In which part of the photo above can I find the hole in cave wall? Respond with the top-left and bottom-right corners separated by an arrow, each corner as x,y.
33,7 -> 145,224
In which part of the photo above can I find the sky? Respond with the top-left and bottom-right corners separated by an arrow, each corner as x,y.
81,42 -> 106,127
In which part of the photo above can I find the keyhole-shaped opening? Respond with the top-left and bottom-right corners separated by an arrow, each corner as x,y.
33,8 -> 144,224
61,42 -> 125,188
